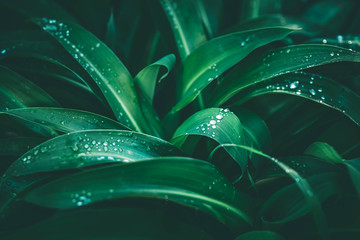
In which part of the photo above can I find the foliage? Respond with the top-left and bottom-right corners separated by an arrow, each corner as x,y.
1,0 -> 360,239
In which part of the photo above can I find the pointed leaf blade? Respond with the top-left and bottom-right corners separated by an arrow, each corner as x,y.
172,27 -> 297,111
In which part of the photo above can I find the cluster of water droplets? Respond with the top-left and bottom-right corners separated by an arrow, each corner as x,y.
194,108 -> 230,138
273,159 -> 308,176
40,18 -> 132,128
10,131 -> 177,179
70,190 -> 92,207
321,35 -> 360,52
264,71 -> 347,110
0,42 -> 23,57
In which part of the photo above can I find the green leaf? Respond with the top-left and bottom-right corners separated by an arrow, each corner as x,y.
224,14 -> 288,34
172,26 -> 297,111
235,230 -> 285,240
158,0 -> 207,60
210,44 -> 360,107
0,65 -> 59,110
260,173 -> 340,235
3,130 -> 181,179
1,54 -> 112,116
346,158 -> 360,198
33,18 -> 155,134
209,145 -> 329,239
232,71 -> 360,126
135,54 -> 176,103
171,108 -> 247,180
232,108 -> 272,170
23,157 -> 253,233
241,0 -> 282,21
3,107 -> 128,133
304,142 -> 343,164
304,142 -> 360,198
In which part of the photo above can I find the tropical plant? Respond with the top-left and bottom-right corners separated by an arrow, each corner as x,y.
1,0 -> 360,239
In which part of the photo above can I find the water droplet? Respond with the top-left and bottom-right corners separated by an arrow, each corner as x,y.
241,41 -> 245,46
209,120 -> 216,125
43,24 -> 58,31
330,52 -> 335,57
216,114 -> 223,120
309,89 -> 316,95
40,146 -> 47,153
96,43 -> 100,48
290,81 -> 299,89
322,39 -> 327,44
286,49 -> 291,54
71,143 -> 79,152
1,49 -> 6,54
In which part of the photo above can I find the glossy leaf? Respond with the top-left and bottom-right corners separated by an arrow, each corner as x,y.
24,157 -> 253,233
304,141 -> 360,198
234,71 -> 360,126
3,130 -> 181,179
232,108 -> 272,170
209,145 -> 329,239
159,0 -> 207,60
346,158 -> 360,197
3,107 -> 128,133
171,108 -> 247,180
0,65 -> 59,110
33,18 -> 154,134
304,142 -> 343,164
172,27 -> 297,111
210,44 -> 360,107
260,172 -> 340,236
135,54 -> 175,103
224,14 -> 288,34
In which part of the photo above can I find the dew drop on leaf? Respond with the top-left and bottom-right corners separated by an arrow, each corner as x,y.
290,81 -> 299,89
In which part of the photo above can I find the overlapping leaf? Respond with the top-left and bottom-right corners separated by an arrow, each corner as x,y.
3,107 -> 127,133
233,71 -> 360,126
172,26 -> 297,111
33,18 -> 159,135
24,157 -> 253,233
171,108 -> 247,180
0,65 -> 59,110
210,44 -> 360,107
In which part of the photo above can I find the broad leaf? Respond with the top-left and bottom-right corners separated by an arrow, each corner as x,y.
24,157 -> 253,233
234,71 -> 360,126
0,65 -> 59,110
172,26 -> 297,111
346,158 -> 360,197
210,44 -> 360,107
3,107 -> 128,133
33,18 -> 157,135
304,142 -> 343,164
171,108 -> 247,180
0,130 -> 181,213
3,130 -> 181,179
158,0 -> 207,60
209,145 -> 329,239
260,172 -> 340,237
135,54 -> 175,103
